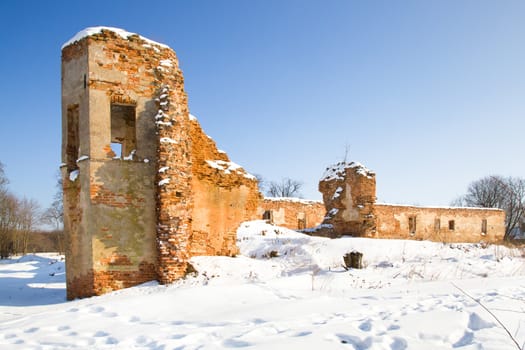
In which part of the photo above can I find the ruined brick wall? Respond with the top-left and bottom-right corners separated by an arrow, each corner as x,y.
62,27 -> 261,297
318,162 -> 377,237
188,117 -> 260,257
374,204 -> 505,243
257,198 -> 325,230
152,65 -> 194,284
62,29 -> 169,298
316,161 -> 505,243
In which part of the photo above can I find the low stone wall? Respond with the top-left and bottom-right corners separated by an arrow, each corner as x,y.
257,198 -> 325,230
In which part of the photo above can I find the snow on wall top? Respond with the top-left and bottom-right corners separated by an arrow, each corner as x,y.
263,197 -> 323,205
375,202 -> 504,212
206,160 -> 256,180
62,26 -> 170,50
320,161 -> 375,182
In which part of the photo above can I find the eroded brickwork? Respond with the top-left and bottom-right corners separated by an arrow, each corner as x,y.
62,27 -> 259,298
189,118 -> 260,257
319,162 -> 377,237
316,161 -> 505,243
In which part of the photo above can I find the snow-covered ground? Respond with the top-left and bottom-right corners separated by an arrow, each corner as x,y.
1,221 -> 525,349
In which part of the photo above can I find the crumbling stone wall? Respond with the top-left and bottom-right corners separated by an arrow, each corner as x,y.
257,198 -> 325,230
317,161 -> 505,243
62,27 -> 259,298
318,162 -> 377,237
189,117 -> 260,257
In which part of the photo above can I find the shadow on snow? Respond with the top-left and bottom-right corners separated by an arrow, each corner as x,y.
0,254 -> 66,306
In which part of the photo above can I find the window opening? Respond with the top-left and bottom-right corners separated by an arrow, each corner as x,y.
481,219 -> 487,235
434,218 -> 441,232
110,103 -> 136,159
262,210 -> 273,224
297,212 -> 306,230
448,220 -> 455,231
110,143 -> 122,158
408,216 -> 416,235
66,104 -> 80,172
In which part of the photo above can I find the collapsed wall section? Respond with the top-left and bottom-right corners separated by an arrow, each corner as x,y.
318,162 -> 377,237
188,117 -> 260,257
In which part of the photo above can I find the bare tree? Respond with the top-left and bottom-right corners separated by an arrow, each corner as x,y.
456,175 -> 525,239
0,162 -> 15,258
0,162 -> 43,257
42,172 -> 63,230
342,143 -> 351,163
254,174 -> 265,194
14,197 -> 41,255
42,201 -> 63,230
266,178 -> 303,198
41,171 -> 65,254
0,161 -> 7,191
0,193 -> 18,259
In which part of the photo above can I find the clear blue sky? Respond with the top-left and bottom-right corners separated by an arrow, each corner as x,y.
0,0 -> 524,210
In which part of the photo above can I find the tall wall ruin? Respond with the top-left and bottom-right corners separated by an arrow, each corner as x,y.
319,162 -> 377,237
317,161 -> 505,243
61,27 -> 260,299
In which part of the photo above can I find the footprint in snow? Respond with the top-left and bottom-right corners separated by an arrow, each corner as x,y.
222,339 -> 252,348
387,324 -> 401,331
453,331 -> 474,348
359,319 -> 373,332
94,331 -> 109,337
251,318 -> 267,325
293,331 -> 312,337
171,334 -> 186,340
468,313 -> 495,331
106,337 -> 119,345
336,333 -> 372,348
24,327 -> 39,333
89,306 -> 105,313
390,337 -> 408,350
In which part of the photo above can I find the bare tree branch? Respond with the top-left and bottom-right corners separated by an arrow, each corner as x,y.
455,175 -> 525,239
266,178 -> 303,198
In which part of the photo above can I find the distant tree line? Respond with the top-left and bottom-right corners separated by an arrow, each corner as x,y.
454,175 -> 525,240
256,175 -> 303,198
0,161 -> 64,258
